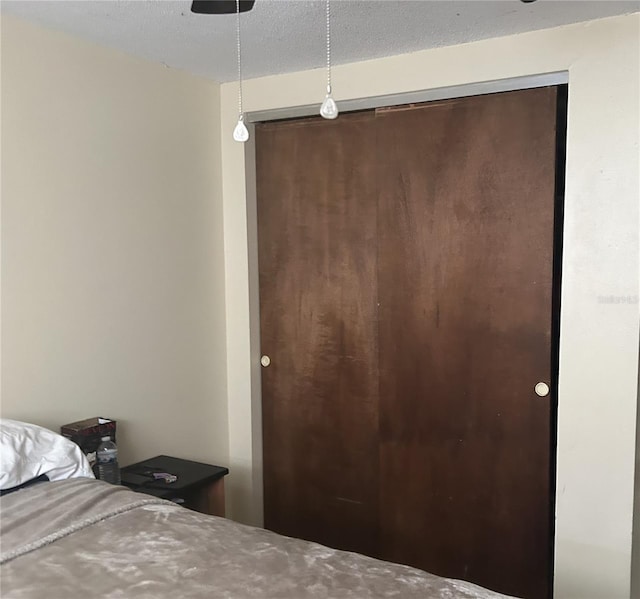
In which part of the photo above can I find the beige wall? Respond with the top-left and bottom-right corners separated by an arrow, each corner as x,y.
633,346 -> 640,599
0,15 -> 228,468
220,13 -> 640,599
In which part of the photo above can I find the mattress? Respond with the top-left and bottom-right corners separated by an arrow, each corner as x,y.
0,478 -> 515,598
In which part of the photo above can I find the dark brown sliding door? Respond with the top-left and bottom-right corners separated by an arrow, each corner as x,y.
257,112 -> 381,554
375,87 -> 556,598
257,86 -> 559,599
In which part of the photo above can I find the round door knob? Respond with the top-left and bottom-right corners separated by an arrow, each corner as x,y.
261,355 -> 271,367
534,382 -> 550,397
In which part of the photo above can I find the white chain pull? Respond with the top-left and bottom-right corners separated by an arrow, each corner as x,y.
233,0 -> 249,142
320,0 -> 338,120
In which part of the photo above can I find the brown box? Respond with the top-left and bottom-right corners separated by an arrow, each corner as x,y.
60,417 -> 117,458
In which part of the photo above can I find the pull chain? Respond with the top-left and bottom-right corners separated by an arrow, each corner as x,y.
320,0 -> 338,119
233,0 -> 249,142
325,0 -> 331,95
237,0 -> 243,116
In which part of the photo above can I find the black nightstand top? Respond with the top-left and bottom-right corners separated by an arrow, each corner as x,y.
121,455 -> 228,499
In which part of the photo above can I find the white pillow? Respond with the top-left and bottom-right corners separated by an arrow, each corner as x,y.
0,419 -> 95,490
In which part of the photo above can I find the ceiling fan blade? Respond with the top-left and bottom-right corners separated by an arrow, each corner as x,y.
191,0 -> 256,14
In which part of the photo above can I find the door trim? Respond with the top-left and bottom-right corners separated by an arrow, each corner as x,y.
245,72 -> 568,534
246,72 -> 568,124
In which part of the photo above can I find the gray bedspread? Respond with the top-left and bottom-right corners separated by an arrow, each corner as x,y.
0,479 -> 514,598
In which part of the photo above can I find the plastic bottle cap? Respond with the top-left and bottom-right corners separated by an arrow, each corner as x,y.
101,436 -> 111,441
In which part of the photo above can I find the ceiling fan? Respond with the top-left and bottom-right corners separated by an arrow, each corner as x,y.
191,0 -> 255,14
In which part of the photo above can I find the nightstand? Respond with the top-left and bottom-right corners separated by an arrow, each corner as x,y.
121,455 -> 229,517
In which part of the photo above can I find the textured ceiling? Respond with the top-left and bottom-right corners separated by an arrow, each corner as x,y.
2,0 -> 638,83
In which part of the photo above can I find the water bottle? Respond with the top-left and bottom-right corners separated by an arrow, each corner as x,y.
97,436 -> 121,485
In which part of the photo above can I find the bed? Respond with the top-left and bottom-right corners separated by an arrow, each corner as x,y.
0,420 -> 515,599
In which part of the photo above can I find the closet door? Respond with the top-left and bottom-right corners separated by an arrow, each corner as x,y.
256,112 -> 380,555
257,86 -> 559,599
375,87 -> 557,599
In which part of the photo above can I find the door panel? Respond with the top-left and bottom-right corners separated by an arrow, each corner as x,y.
256,112 -> 380,555
375,88 -> 556,598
